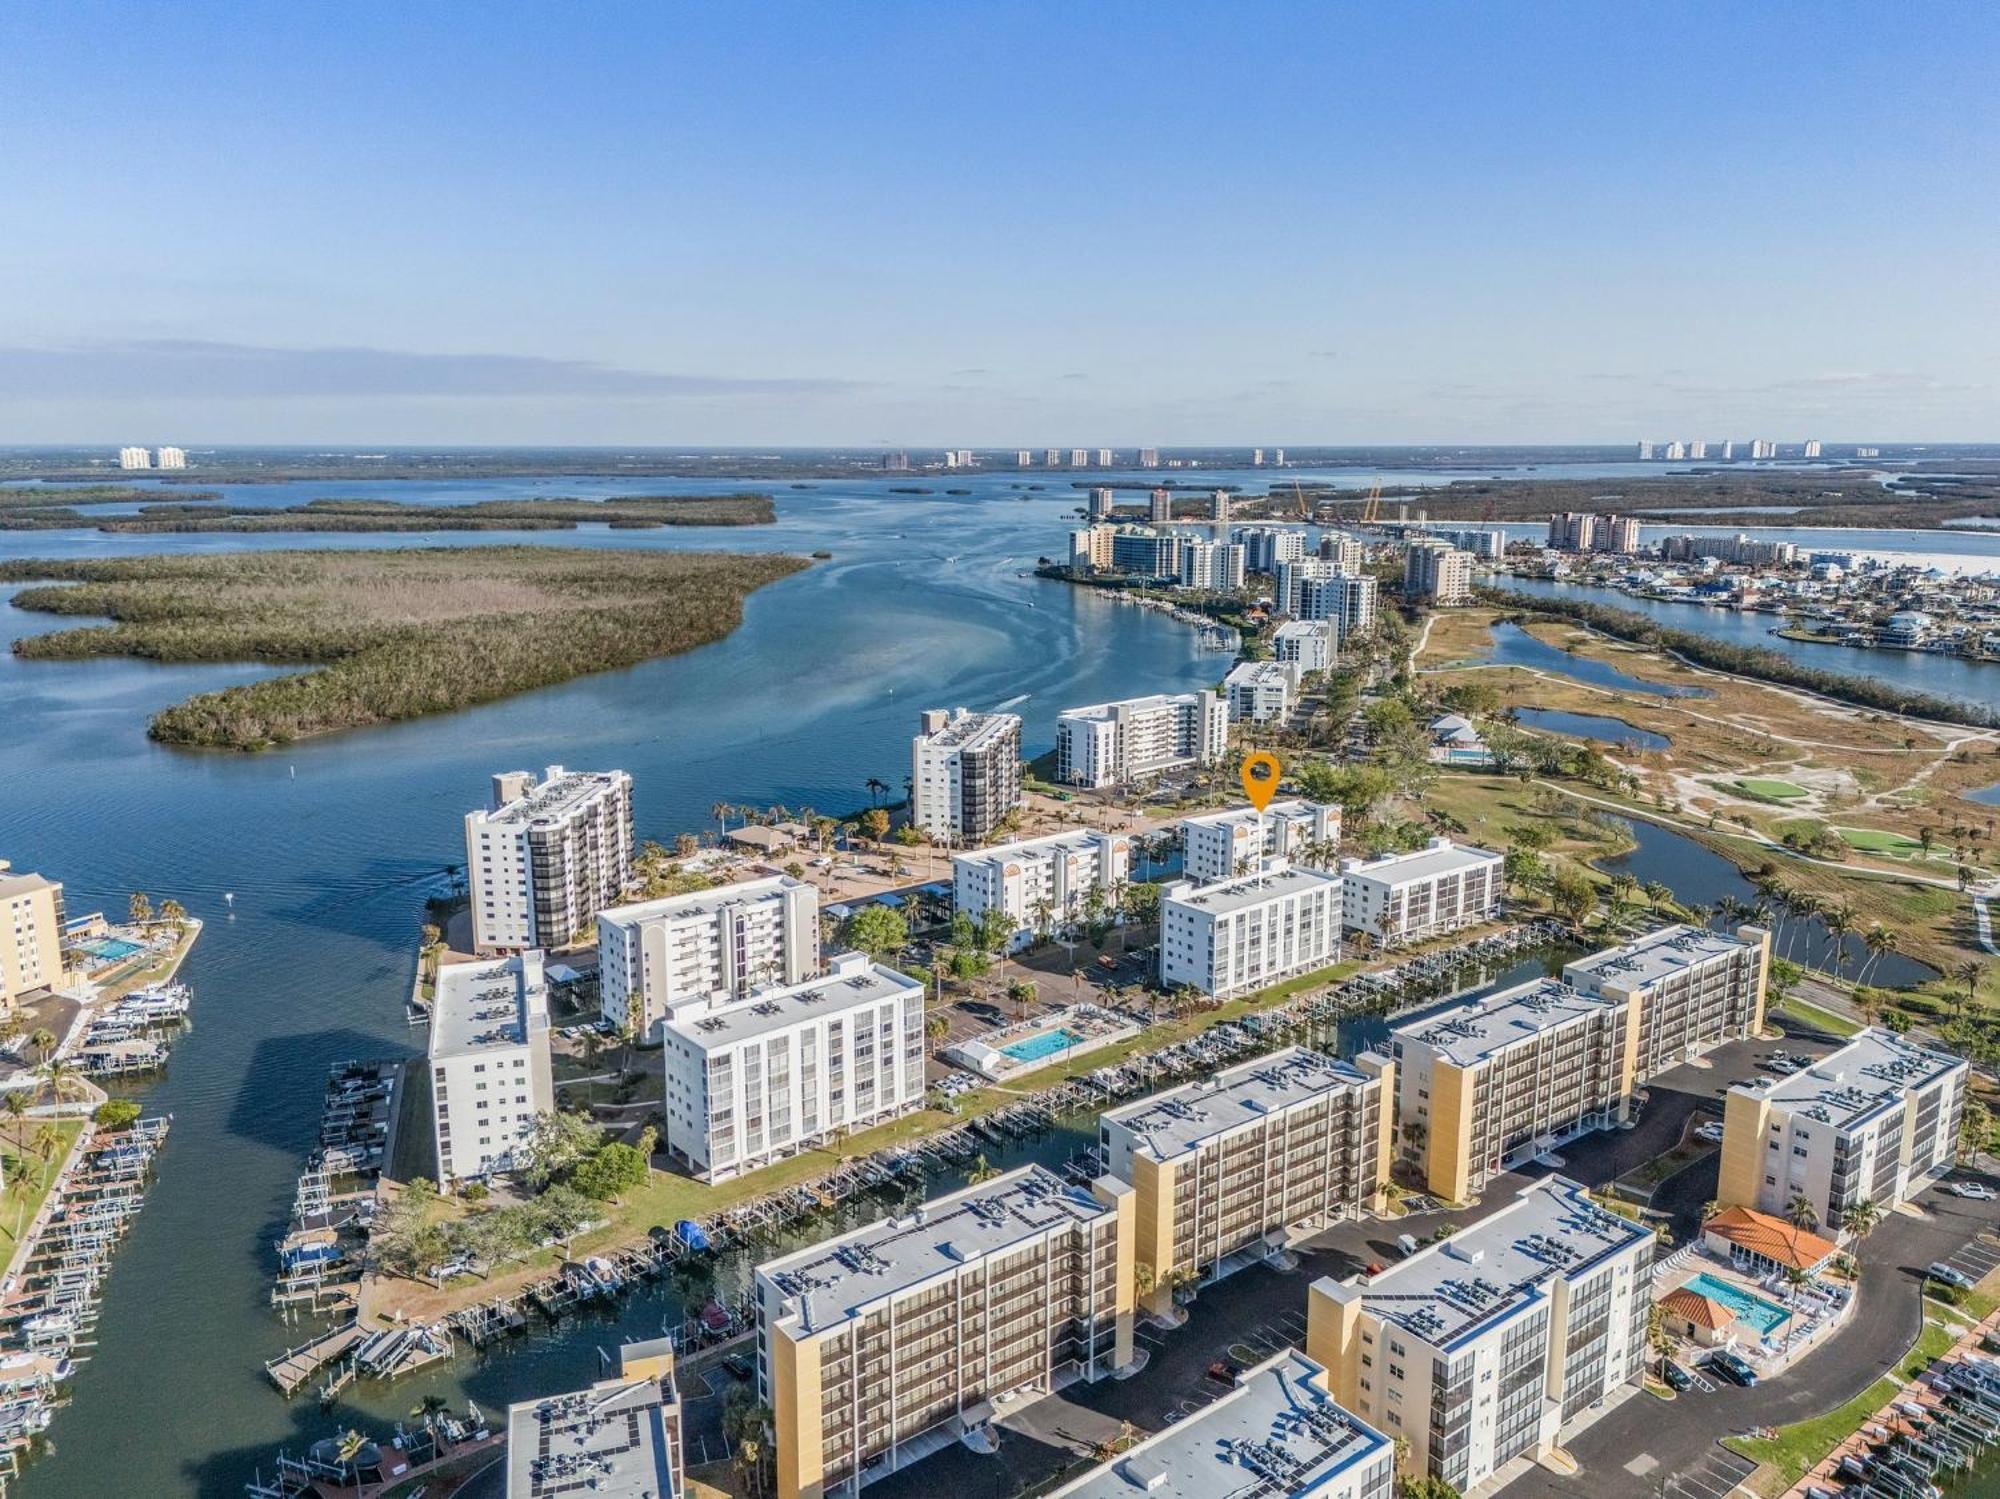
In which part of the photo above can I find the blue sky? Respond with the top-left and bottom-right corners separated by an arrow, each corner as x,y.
2,2 -> 1995,444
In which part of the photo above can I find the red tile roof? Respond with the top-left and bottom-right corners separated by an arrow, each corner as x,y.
1704,1204 -> 1838,1272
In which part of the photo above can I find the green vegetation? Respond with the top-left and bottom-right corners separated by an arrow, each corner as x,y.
0,1119 -> 84,1248
1774,993 -> 1863,1038
0,492 -> 775,532
1835,826 -> 1924,854
1,546 -> 807,748
1725,778 -> 1808,804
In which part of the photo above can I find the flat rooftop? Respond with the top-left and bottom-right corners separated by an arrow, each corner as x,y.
431,954 -> 543,1060
955,827 -> 1119,867
1165,862 -> 1340,917
758,1165 -> 1112,1332
922,710 -> 1017,751
666,956 -> 918,1051
1272,620 -> 1331,638
0,871 -> 56,901
505,1372 -> 679,1499
1224,660 -> 1294,686
1565,923 -> 1759,992
1181,799 -> 1329,832
480,767 -> 624,827
1347,1177 -> 1651,1349
1740,1027 -> 1965,1130
1059,693 -> 1206,721
1393,978 -> 1617,1067
1103,1047 -> 1375,1162
1341,839 -> 1500,886
599,874 -> 807,927
1051,1350 -> 1388,1499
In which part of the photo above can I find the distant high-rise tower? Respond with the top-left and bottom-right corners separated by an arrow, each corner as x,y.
1016,450 -> 1032,467
1088,486 -> 1115,520
1095,448 -> 1113,466
1688,440 -> 1706,460
1149,487 -> 1173,524
943,451 -> 959,469
118,446 -> 152,469
155,446 -> 187,469
1044,448 -> 1063,466
1251,448 -> 1265,466
1750,439 -> 1775,460
1212,489 -> 1231,525
1138,448 -> 1160,468
1663,440 -> 1686,461
1273,447 -> 1285,467
1803,439 -> 1822,459
1721,440 -> 1735,461
881,451 -> 909,471
1069,448 -> 1089,467
1636,440 -> 1654,460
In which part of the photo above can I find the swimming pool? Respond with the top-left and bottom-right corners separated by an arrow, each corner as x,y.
80,937 -> 145,962
1684,1272 -> 1790,1339
1000,1029 -> 1077,1064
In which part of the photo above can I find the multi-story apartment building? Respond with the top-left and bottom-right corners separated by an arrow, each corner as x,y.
758,1164 -> 1136,1499
1096,447 -> 1115,466
597,875 -> 820,1041
428,949 -> 557,1185
1563,923 -> 1770,1077
1272,618 -> 1335,673
155,445 -> 187,469
1209,488 -> 1231,524
1107,525 -> 1185,578
660,949 -> 924,1182
1389,978 -> 1632,1202
1148,487 -> 1173,523
466,766 -> 635,954
1178,539 -> 1246,591
1048,1348 -> 1392,1499
1101,1047 -> 1391,1297
1087,486 -> 1115,520
1546,512 -> 1597,551
1137,447 -> 1160,467
1180,800 -> 1341,884
0,864 -> 70,1013
1719,1027 -> 1968,1230
1594,514 -> 1643,554
506,1338 -> 684,1499
1338,839 -> 1502,944
952,829 -> 1130,950
1317,533 -> 1365,574
1307,1176 -> 1653,1494
1067,525 -> 1114,571
1402,541 -> 1474,605
1223,659 -> 1300,723
1232,525 -> 1310,574
1278,561 -> 1377,641
1159,861 -> 1342,1000
117,445 -> 152,469
911,708 -> 1021,842
1054,691 -> 1227,788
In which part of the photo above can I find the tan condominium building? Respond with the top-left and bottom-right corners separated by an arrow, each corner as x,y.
1390,978 -> 1632,1203
1307,1176 -> 1654,1495
0,863 -> 70,1013
951,828 -> 1130,952
505,1338 -> 684,1499
1100,1047 -> 1391,1300
1179,799 -> 1342,885
466,765 -> 635,954
1563,922 -> 1770,1076
1338,838 -> 1502,945
597,875 -> 820,1043
1159,861 -> 1343,1000
1047,1348 -> 1393,1499
758,1164 -> 1135,1499
1719,1027 -> 1967,1232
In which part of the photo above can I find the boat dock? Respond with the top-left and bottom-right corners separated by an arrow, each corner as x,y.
74,980 -> 192,1077
271,1060 -> 396,1311
264,1322 -> 365,1398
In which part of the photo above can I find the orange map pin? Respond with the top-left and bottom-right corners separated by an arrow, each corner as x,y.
1239,751 -> 1281,811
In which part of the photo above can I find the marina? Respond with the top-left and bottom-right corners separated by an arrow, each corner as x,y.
271,1060 -> 397,1316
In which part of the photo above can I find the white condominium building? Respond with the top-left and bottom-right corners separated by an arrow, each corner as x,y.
117,445 -> 152,469
1068,525 -> 1114,571
759,1165 -> 1136,1499
1055,690 -> 1227,788
1339,838 -> 1502,944
1101,1047 -> 1391,1293
660,949 -> 924,1182
597,875 -> 820,1042
1564,922 -> 1770,1077
1308,1176 -> 1653,1495
1159,860 -> 1342,1000
952,828 -> 1131,950
428,949 -> 557,1185
1272,619 -> 1335,673
1180,800 -> 1342,884
1389,978 -> 1633,1202
466,766 -> 635,955
1177,539 -> 1246,591
1231,525 -> 1309,574
1049,1348 -> 1392,1499
1719,1027 -> 1967,1231
506,1339 -> 684,1499
155,446 -> 187,469
911,708 -> 1022,842
1223,659 -> 1299,723
1403,541 -> 1474,605
1278,561 -> 1377,640
1318,533 -> 1365,574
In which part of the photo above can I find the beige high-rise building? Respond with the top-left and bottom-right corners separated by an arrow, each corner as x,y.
758,1164 -> 1135,1498
1563,923 -> 1769,1077
0,864 -> 70,1012
155,446 -> 187,469
506,1338 -> 684,1498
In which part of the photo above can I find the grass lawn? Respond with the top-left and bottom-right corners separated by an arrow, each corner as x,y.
0,1120 -> 86,1255
1723,777 -> 1809,804
1835,827 -> 1924,855
1774,994 -> 1863,1039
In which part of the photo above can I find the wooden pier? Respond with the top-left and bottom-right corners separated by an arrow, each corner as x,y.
265,1322 -> 365,1398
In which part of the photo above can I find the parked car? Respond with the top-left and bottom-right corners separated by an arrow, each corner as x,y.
722,1354 -> 754,1381
1660,1361 -> 1694,1392
1928,1262 -> 1976,1290
1693,1121 -> 1726,1144
1947,1181 -> 1996,1201
1206,1359 -> 1242,1385
1704,1350 -> 1758,1387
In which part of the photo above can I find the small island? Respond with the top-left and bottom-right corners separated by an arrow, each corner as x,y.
0,545 -> 807,748
0,490 -> 775,532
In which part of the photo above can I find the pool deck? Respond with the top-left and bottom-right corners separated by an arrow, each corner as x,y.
941,1005 -> 1142,1082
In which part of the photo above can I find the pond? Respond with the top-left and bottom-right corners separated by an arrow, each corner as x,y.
1593,817 -> 1941,988
1483,621 -> 1709,699
1512,708 -> 1671,751
1967,783 -> 2000,808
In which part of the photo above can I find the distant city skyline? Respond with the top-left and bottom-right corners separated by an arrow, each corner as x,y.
1,2 -> 1995,444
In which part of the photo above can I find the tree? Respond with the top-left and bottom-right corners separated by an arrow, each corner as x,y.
158,897 -> 187,931
127,891 -> 152,926
1396,1476 -> 1462,1499
968,1153 -> 1001,1184
1548,866 -> 1598,933
519,1110 -> 604,1192
1959,1097 -> 1994,1164
0,1092 -> 24,1160
36,1058 -> 82,1108
1785,1191 -> 1820,1231
859,807 -> 891,843
93,1098 -> 142,1131
27,1028 -> 55,1066
842,904 -> 909,958
1502,847 -> 1545,897
570,1138 -> 652,1201
1841,1196 -> 1880,1238
723,1390 -> 774,1499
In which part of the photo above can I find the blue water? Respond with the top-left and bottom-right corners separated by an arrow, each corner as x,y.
1000,1029 -> 1078,1064
78,936 -> 144,960
1484,621 -> 1709,698
1683,1271 -> 1790,1338
1512,708 -> 1671,750
1968,784 -> 2000,808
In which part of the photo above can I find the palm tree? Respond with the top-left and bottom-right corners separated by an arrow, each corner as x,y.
27,1029 -> 54,1067
1785,1192 -> 1820,1231
1955,960 -> 1985,1011
1842,1196 -> 1880,1239
1858,925 -> 1896,988
1823,902 -> 1855,975
1780,1264 -> 1814,1347
864,777 -> 888,807
968,1153 -> 1000,1184
36,1058 -> 81,1109
6,1171 -> 32,1243
29,1124 -> 60,1180
0,1092 -> 25,1163
710,801 -> 732,835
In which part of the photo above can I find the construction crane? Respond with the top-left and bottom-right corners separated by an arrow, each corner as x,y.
1290,478 -> 1310,520
1360,482 -> 1382,527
